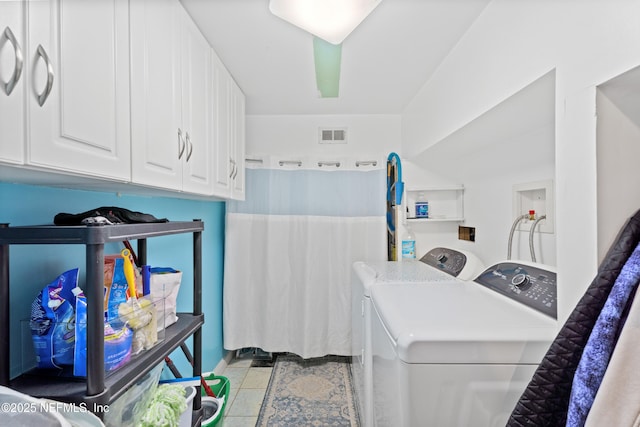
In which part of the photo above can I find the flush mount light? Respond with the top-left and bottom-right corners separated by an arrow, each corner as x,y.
269,0 -> 382,45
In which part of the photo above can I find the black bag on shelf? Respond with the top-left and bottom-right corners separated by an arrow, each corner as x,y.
54,206 -> 168,226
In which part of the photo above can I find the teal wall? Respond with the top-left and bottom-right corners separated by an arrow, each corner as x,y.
0,182 -> 226,379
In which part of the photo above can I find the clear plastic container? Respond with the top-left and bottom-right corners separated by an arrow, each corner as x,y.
178,386 -> 196,427
0,386 -> 71,427
103,363 -> 164,427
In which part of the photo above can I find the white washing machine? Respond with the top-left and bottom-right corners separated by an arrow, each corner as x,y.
351,248 -> 485,427
370,261 -> 558,426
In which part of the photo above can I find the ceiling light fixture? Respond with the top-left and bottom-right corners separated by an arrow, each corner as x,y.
269,0 -> 382,45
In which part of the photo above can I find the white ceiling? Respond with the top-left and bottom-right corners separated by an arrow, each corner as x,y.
180,0 -> 491,116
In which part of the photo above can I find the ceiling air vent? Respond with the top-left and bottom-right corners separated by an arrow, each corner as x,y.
319,127 -> 347,144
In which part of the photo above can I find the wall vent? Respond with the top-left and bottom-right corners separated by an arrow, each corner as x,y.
319,127 -> 347,144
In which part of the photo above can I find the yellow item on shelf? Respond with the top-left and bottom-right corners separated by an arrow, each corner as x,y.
119,249 -> 157,353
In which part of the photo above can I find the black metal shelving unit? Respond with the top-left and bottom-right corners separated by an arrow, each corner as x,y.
0,220 -> 204,425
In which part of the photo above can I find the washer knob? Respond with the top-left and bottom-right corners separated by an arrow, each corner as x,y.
512,273 -> 529,288
437,254 -> 448,263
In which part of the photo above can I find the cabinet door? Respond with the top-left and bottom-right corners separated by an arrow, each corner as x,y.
211,51 -> 231,197
230,80 -> 245,200
130,0 -> 182,191
27,0 -> 130,180
181,9 -> 213,195
0,0 -> 25,165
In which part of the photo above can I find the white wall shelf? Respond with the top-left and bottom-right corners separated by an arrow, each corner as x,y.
404,185 -> 465,223
407,217 -> 465,223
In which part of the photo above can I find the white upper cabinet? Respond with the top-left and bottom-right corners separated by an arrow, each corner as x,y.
180,9 -> 213,194
130,0 -> 213,195
27,0 -> 131,180
0,1 -> 26,165
130,0 -> 182,191
211,51 -> 231,197
211,50 -> 245,200
230,79 -> 245,200
1,0 -> 243,200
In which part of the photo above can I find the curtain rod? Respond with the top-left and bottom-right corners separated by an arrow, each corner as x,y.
279,160 -> 303,167
246,156 -> 383,170
318,161 -> 340,168
356,160 -> 377,167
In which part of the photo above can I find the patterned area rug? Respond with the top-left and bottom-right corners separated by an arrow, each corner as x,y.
257,354 -> 360,426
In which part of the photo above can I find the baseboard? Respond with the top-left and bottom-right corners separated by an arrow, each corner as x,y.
210,350 -> 234,375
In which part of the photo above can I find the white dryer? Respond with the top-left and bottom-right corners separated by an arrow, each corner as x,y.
351,248 -> 485,427
369,261 -> 558,426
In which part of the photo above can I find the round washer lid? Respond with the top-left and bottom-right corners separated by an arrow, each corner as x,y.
371,282 -> 557,364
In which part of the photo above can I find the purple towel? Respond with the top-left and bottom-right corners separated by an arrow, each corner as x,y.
566,241 -> 640,427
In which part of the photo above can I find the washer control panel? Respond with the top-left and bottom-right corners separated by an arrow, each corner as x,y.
474,262 -> 557,319
420,247 -> 468,277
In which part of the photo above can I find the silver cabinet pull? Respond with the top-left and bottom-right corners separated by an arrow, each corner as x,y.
229,158 -> 236,178
232,159 -> 239,179
185,132 -> 193,162
1,26 -> 23,96
177,128 -> 186,159
35,44 -> 54,106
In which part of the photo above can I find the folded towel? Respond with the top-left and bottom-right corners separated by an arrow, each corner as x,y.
566,241 -> 640,427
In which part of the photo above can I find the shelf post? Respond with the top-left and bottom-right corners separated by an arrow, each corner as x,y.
137,238 -> 147,266
0,224 -> 9,385
86,241 -> 105,396
192,220 -> 202,413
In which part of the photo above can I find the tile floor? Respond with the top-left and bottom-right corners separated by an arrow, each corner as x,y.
217,356 -> 272,427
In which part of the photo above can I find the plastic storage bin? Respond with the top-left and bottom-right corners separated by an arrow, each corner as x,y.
102,363 -> 164,427
149,268 -> 183,331
178,386 -> 197,427
21,296 -> 165,380
0,386 -> 72,427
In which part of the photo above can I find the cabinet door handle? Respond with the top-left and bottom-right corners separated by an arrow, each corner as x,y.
185,132 -> 193,162
35,44 -> 54,106
229,158 -> 236,178
177,128 -> 186,159
232,161 -> 238,179
1,26 -> 23,96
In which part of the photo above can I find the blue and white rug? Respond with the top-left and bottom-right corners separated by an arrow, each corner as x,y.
257,354 -> 360,426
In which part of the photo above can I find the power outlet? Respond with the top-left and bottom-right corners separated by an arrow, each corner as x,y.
459,226 -> 475,242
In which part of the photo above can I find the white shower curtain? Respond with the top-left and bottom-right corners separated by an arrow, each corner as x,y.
223,158 -> 386,358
